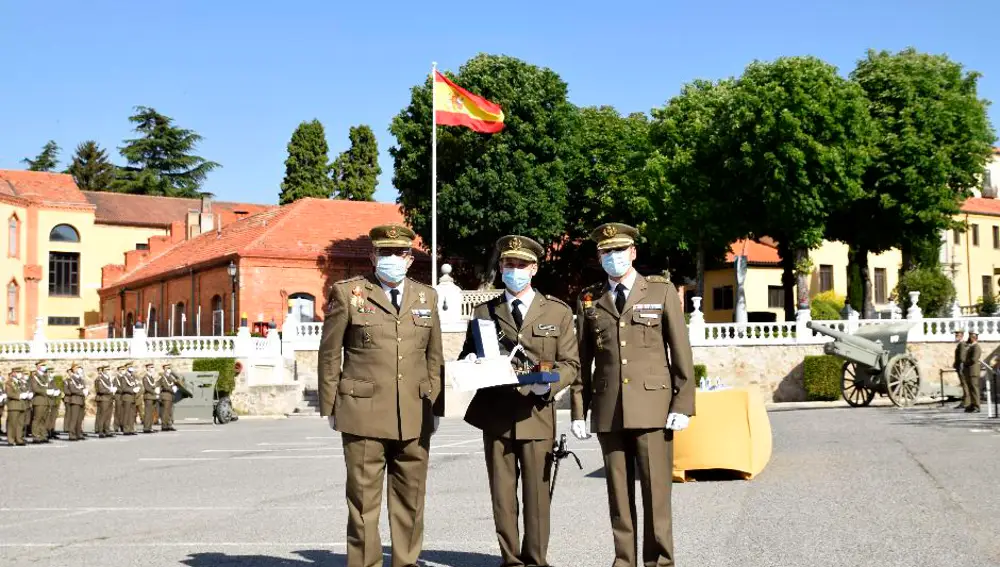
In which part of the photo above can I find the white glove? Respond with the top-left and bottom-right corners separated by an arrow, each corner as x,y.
571,419 -> 590,440
111,386 -> 117,394
83,388 -> 89,396
19,393 -> 28,400
46,389 -> 55,396
327,415 -> 336,430
666,413 -> 690,431
463,353 -> 478,362
155,387 -> 161,395
528,383 -> 551,396
27,392 -> 34,400
172,385 -> 178,393
133,387 -> 140,393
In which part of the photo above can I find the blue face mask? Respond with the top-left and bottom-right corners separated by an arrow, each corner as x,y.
376,255 -> 409,284
502,267 -> 532,293
601,250 -> 632,278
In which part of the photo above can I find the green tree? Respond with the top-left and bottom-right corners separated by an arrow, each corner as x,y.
331,124 -> 381,201
540,105 -> 653,298
114,106 -> 220,197
721,56 -> 873,322
65,141 -> 116,191
389,54 -> 576,286
279,119 -> 335,204
893,266 -> 956,317
646,78 -> 747,300
22,140 -> 60,172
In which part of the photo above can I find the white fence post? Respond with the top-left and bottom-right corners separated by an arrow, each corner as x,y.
688,297 -> 705,346
795,306 -> 812,343
130,324 -> 148,357
266,325 -> 282,357
281,299 -> 298,360
29,316 -> 46,357
234,320 -> 252,358
435,264 -> 467,334
906,291 -> 924,341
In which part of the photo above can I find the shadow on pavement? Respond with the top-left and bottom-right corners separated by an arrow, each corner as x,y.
180,548 -> 500,567
886,406 -> 1000,430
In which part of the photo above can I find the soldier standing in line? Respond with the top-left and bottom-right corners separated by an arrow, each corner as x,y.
111,364 -> 124,434
65,364 -> 88,441
157,364 -> 178,431
120,365 -> 141,436
94,366 -> 116,438
318,223 -> 444,567
571,223 -> 697,567
964,330 -> 983,413
5,369 -> 27,446
0,378 -> 6,436
29,361 -> 51,444
953,328 -> 970,409
459,235 -> 580,567
45,368 -> 61,440
141,364 -> 160,433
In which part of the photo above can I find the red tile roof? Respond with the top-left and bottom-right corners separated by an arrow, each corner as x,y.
961,197 -> 1000,216
0,170 -> 91,206
102,198 -> 418,290
82,191 -> 274,228
726,239 -> 781,266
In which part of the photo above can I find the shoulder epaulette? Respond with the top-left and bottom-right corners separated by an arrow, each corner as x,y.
646,275 -> 669,284
335,275 -> 365,285
544,294 -> 571,309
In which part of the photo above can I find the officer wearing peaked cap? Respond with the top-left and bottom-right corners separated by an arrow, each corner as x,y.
29,361 -> 52,443
5,368 -> 27,446
65,364 -> 88,441
460,234 -> 580,567
318,222 -> 444,567
571,222 -> 696,567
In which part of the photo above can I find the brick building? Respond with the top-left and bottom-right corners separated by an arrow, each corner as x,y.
98,197 -> 428,337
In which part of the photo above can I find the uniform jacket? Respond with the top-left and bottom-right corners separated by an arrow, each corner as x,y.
570,274 -> 696,432
964,341 -> 983,377
122,372 -> 140,399
30,372 -> 49,408
142,373 -> 159,401
5,378 -> 26,412
96,372 -> 115,400
318,274 -> 445,441
460,292 -> 580,440
954,341 -> 969,372
66,373 -> 86,406
157,371 -> 177,401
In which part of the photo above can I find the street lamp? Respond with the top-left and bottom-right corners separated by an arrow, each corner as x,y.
227,260 -> 238,333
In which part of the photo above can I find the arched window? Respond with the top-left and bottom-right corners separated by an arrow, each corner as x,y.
125,312 -> 134,338
8,215 -> 19,258
6,280 -> 18,324
149,307 -> 158,337
49,224 -> 80,242
289,292 -> 316,323
211,294 -> 224,335
173,302 -> 186,336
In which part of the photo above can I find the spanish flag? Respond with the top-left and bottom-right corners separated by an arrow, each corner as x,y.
433,71 -> 504,133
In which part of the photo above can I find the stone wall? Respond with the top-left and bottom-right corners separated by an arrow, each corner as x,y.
230,384 -> 301,416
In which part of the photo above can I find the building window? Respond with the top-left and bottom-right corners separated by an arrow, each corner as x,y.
48,252 -> 80,296
136,243 -> 149,250
289,292 -> 316,322
49,224 -> 80,242
173,302 -> 186,336
972,224 -> 979,246
8,215 -> 18,258
211,295 -> 224,335
994,226 -> 999,249
712,286 -> 734,310
47,316 -> 81,326
767,286 -> 784,309
819,264 -> 834,292
983,275 -> 993,301
7,280 -> 18,324
874,268 -> 887,304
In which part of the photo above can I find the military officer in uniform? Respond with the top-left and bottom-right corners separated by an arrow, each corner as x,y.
65,364 -> 88,441
964,330 -> 983,413
318,223 -> 444,567
158,364 -> 178,431
94,366 -> 117,438
953,328 -> 970,409
112,364 -> 124,434
120,365 -> 142,435
45,368 -> 61,439
141,364 -> 160,433
459,235 -> 580,567
571,223 -> 696,567
29,361 -> 52,444
5,369 -> 27,446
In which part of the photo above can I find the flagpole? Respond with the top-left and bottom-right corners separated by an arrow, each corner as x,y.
431,61 -> 438,286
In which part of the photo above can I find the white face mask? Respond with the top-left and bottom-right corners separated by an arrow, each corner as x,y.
600,249 -> 632,278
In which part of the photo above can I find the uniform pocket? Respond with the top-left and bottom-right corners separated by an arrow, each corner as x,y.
412,314 -> 432,348
418,380 -> 432,399
644,378 -> 668,391
338,379 -> 375,398
348,322 -> 382,349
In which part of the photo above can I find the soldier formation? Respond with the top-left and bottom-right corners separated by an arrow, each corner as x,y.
954,328 -> 983,413
1,362 -> 183,445
319,222 -> 695,567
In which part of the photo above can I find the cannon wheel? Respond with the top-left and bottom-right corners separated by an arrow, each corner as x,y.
841,362 -> 875,407
885,354 -> 921,407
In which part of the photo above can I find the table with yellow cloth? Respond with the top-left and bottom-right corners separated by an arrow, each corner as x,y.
672,387 -> 773,482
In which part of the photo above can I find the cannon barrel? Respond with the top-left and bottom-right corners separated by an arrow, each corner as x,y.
806,321 -> 882,351
806,321 -> 886,368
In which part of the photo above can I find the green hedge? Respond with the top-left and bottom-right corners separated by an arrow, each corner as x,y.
803,355 -> 841,401
694,364 -> 707,382
192,358 -> 237,395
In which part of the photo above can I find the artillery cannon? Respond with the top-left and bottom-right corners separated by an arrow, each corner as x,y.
806,321 -> 922,407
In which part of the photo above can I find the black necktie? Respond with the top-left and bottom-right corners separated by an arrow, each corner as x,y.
615,283 -> 627,314
512,299 -> 523,330
391,289 -> 400,312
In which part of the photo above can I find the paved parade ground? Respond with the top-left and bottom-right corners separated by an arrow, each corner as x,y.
2,405 -> 1000,566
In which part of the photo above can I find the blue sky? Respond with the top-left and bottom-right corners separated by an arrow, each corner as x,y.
1,0 -> 995,205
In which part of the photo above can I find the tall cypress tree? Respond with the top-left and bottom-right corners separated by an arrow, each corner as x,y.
22,140 -> 60,171
114,106 -> 220,197
279,119 -> 335,204
331,124 -> 381,201
66,141 -> 116,191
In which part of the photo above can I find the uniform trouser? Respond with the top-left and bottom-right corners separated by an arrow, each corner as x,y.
97,396 -> 114,434
143,399 -> 157,431
6,409 -> 24,445
30,402 -> 49,441
342,431 -> 430,567
597,428 -> 675,567
121,395 -> 137,433
159,396 -> 173,428
964,370 -> 981,408
24,405 -> 32,437
63,399 -> 71,433
482,434 -> 553,567
112,395 -> 122,432
47,399 -> 58,435
65,403 -> 83,440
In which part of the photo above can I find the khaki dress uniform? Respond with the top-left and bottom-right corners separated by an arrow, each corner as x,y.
45,370 -> 61,439
964,335 -> 983,412
5,370 -> 27,446
29,365 -> 51,443
571,223 -> 696,567
94,367 -> 116,437
141,370 -> 160,433
120,367 -> 142,435
318,223 -> 445,567
112,368 -> 124,433
65,364 -> 88,441
459,235 -> 580,567
157,365 -> 178,431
